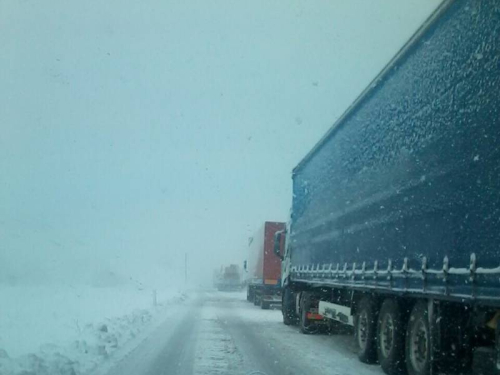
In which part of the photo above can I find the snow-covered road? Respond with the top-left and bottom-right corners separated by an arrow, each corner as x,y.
103,291 -> 383,375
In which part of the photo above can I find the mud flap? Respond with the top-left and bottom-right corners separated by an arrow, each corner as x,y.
429,300 -> 473,375
497,322 -> 500,374
428,299 -> 439,375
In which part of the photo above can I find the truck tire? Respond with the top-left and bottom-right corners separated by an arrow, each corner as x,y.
377,299 -> 407,375
254,293 -> 260,306
247,287 -> 254,303
405,301 -> 430,375
282,288 -> 298,325
355,296 -> 379,364
300,292 -> 318,334
261,299 -> 270,310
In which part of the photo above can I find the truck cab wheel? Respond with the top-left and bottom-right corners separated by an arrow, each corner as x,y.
377,299 -> 407,375
355,296 -> 379,364
405,301 -> 431,375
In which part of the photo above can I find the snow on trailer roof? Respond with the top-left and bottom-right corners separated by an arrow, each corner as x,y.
292,0 -> 453,177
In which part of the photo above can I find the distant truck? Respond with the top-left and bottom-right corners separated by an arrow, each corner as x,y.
214,264 -> 242,291
246,221 -> 285,309
274,1 -> 500,375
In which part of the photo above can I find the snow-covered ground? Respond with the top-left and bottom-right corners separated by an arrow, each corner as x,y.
102,290 -> 383,375
1,289 -> 385,375
0,285 -> 189,375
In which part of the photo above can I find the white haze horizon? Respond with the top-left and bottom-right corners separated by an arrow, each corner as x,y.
0,0 -> 440,289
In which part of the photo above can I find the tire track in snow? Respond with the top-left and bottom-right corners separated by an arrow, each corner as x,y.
192,304 -> 245,375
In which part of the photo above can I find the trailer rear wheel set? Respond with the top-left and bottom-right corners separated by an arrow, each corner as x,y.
282,287 -> 499,375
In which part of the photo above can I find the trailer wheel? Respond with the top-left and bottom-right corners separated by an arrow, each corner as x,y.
282,288 -> 298,325
253,292 -> 260,306
261,300 -> 270,310
355,296 -> 379,364
377,299 -> 407,375
300,292 -> 318,334
406,301 -> 430,375
247,287 -> 253,302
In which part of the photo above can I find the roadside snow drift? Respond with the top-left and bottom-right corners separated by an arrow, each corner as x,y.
0,286 -> 187,375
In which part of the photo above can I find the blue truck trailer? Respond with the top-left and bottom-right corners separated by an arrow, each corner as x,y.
274,1 -> 500,375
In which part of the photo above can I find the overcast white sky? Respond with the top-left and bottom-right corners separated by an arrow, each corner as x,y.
0,0 -> 440,287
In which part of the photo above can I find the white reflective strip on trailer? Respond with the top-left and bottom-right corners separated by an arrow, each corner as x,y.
318,301 -> 354,326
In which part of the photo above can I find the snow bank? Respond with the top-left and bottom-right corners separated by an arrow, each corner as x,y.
0,285 -> 187,375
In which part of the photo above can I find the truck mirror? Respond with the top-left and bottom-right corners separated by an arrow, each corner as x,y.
273,231 -> 284,260
243,260 -> 247,271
